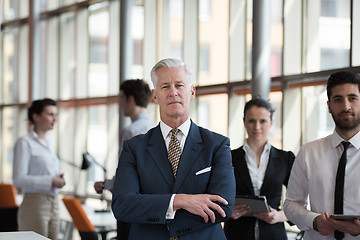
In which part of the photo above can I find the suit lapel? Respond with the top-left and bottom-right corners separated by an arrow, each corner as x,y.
233,147 -> 255,195
261,146 -> 278,194
147,125 -> 174,190
173,122 -> 203,193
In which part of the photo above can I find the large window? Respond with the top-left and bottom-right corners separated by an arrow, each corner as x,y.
1,0 -> 360,199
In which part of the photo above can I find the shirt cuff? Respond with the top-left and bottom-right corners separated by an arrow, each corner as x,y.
166,194 -> 176,219
103,178 -> 114,191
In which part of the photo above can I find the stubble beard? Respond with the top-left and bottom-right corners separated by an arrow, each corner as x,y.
331,112 -> 360,132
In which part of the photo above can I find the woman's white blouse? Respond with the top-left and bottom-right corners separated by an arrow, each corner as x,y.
13,128 -> 60,196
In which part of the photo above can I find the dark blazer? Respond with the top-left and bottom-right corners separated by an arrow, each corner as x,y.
224,146 -> 295,240
112,121 -> 236,240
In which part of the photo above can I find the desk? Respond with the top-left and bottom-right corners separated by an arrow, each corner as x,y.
0,231 -> 51,240
60,200 -> 117,240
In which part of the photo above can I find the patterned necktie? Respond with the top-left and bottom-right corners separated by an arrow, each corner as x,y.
168,129 -> 181,178
168,129 -> 181,240
334,141 -> 350,240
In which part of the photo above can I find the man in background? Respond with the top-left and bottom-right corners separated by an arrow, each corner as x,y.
94,79 -> 154,239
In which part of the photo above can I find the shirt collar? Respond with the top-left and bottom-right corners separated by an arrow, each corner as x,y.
243,138 -> 271,153
331,130 -> 360,150
132,112 -> 148,122
29,126 -> 49,147
29,126 -> 39,139
160,118 -> 191,139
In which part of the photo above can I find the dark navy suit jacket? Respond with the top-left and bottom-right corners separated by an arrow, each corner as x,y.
112,121 -> 235,240
224,146 -> 295,240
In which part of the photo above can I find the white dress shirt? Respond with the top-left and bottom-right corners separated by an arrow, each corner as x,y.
243,139 -> 271,196
160,118 -> 191,219
243,139 -> 271,240
284,130 -> 360,240
13,127 -> 60,196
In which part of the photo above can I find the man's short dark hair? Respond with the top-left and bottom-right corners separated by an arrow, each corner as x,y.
28,98 -> 57,124
120,79 -> 152,108
327,71 -> 360,100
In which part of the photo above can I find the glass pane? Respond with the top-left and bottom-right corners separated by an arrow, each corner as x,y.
0,111 -> 2,181
228,93 -> 247,149
283,0 -> 302,75
60,12 -> 76,100
86,105 -> 108,194
307,0 -> 351,72
106,104 -> 119,180
270,0 -> 283,77
353,0 -> 360,66
74,107 -> 88,196
2,30 -> 17,104
61,0 -> 76,6
19,0 -> 28,18
169,0 -> 183,59
109,0 -> 120,95
1,107 -> 27,182
46,17 -> 59,98
88,7 -> 109,97
197,94 -> 228,137
44,0 -> 60,11
132,4 -> 145,78
58,108 -> 75,193
303,85 -> 334,144
76,9 -> 89,99
268,91 -> 283,149
229,0 -> 246,82
246,0 -> 253,79
160,0 -> 183,61
18,26 -> 29,102
198,0 -> 229,85
283,88 -> 302,154
319,0 -> 350,70
2,107 -> 15,183
3,0 -> 17,21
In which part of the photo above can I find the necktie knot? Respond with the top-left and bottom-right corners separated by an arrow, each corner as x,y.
342,141 -> 350,150
171,129 -> 180,137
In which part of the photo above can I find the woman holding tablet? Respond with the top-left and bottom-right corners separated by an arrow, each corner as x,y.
224,98 -> 295,240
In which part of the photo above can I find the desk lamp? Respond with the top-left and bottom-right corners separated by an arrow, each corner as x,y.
82,152 -> 110,212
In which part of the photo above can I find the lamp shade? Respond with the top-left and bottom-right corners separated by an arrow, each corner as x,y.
81,152 -> 92,170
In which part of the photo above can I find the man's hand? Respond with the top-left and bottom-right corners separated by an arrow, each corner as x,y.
327,213 -> 360,236
94,181 -> 104,194
315,213 -> 336,235
253,206 -> 287,224
230,204 -> 251,220
52,173 -> 66,188
173,194 -> 228,223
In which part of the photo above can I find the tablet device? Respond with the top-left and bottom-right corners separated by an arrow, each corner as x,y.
235,195 -> 269,216
330,214 -> 360,221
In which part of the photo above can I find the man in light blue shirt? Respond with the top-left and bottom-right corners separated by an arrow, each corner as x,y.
94,79 -> 154,239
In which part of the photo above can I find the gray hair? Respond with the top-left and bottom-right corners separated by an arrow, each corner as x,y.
150,58 -> 193,88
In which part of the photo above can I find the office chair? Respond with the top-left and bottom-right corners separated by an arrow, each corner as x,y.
0,183 -> 18,231
63,197 -> 115,240
62,197 -> 99,240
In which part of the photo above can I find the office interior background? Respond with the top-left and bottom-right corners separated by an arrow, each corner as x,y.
0,0 -> 360,209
